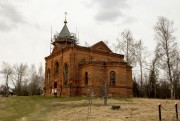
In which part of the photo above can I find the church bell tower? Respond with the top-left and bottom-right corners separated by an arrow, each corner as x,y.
52,12 -> 77,50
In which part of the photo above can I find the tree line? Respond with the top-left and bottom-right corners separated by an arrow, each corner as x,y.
111,16 -> 179,99
0,62 -> 44,96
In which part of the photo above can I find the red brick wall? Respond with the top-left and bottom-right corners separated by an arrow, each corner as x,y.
44,44 -> 133,97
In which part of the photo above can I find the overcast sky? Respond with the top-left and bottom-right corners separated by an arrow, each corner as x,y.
0,0 -> 180,68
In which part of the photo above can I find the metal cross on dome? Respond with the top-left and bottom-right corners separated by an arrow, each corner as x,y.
65,12 -> 68,20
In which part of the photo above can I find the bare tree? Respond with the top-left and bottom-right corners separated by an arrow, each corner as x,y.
135,40 -> 149,96
117,29 -> 136,66
28,64 -> 37,95
154,16 -> 178,99
172,52 -> 180,98
0,62 -> 45,96
28,64 -> 42,95
148,49 -> 161,98
0,62 -> 13,96
136,40 -> 143,88
37,63 -> 44,94
112,43 -> 119,53
11,63 -> 28,95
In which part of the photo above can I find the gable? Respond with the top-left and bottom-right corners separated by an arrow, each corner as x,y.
90,41 -> 112,53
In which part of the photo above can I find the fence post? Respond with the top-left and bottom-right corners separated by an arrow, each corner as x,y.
175,102 -> 178,120
158,103 -> 161,121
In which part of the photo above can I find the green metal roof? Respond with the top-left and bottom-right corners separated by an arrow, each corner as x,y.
59,24 -> 71,38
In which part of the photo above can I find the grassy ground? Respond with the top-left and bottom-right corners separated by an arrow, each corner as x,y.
0,96 -> 179,121
0,96 -> 85,121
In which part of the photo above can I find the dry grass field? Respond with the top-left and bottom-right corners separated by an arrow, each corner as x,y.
0,96 -> 179,121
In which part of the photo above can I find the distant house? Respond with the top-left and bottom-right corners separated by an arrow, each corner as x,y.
44,18 -> 133,97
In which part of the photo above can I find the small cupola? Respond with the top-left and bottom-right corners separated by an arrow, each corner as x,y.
52,12 -> 77,46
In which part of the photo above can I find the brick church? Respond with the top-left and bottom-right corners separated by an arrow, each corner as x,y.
44,18 -> 133,97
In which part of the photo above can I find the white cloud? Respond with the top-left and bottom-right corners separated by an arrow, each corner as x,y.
0,0 -> 27,31
89,0 -> 131,22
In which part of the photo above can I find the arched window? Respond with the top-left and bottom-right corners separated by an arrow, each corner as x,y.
54,62 -> 59,73
84,72 -> 88,86
64,64 -> 68,85
110,71 -> 116,86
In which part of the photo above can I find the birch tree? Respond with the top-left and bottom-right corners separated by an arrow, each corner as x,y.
37,63 -> 44,94
148,50 -> 160,98
0,62 -> 13,96
154,16 -> 178,99
117,29 -> 136,66
12,63 -> 28,95
135,40 -> 149,96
